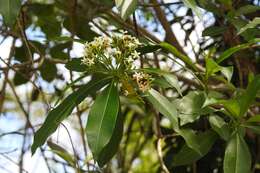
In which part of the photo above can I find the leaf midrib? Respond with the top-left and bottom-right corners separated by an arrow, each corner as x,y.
94,83 -> 114,155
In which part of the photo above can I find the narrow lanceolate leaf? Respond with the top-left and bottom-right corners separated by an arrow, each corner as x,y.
237,17 -> 260,35
120,0 -> 137,20
247,115 -> 260,123
216,38 -> 260,63
86,82 -> 120,162
164,74 -> 182,96
172,130 -> 217,166
209,115 -> 231,141
97,109 -> 123,167
182,0 -> 202,19
47,141 -> 76,167
31,77 -> 111,154
224,133 -> 252,173
238,75 -> 260,117
147,88 -> 178,127
160,42 -> 198,72
0,0 -> 22,27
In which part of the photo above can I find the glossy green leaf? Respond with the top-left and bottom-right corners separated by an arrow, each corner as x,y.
63,17 -> 98,41
86,82 -> 120,162
216,38 -> 260,63
13,70 -> 30,86
160,42 -> 198,72
147,88 -> 178,127
237,17 -> 260,35
247,115 -> 260,123
97,109 -> 123,167
136,45 -> 161,55
235,5 -> 260,16
182,0 -> 202,19
142,68 -> 182,95
177,129 -> 204,155
238,75 -> 260,117
31,77 -> 111,154
206,58 -> 233,82
0,0 -> 21,27
47,141 -> 75,166
224,133 -> 251,173
50,42 -> 71,60
220,66 -> 233,83
174,91 -> 213,125
164,74 -> 182,96
39,59 -> 57,82
172,130 -> 217,166
119,0 -> 137,20
203,97 -> 240,117
65,58 -> 88,72
220,99 -> 240,117
209,115 -> 231,141
202,26 -> 227,37
115,0 -> 124,9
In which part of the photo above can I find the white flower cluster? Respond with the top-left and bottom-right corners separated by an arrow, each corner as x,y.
133,72 -> 152,92
82,32 -> 141,70
82,32 -> 152,92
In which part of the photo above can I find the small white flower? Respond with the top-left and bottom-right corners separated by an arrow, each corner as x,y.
123,90 -> 129,96
131,50 -> 140,60
82,57 -> 95,66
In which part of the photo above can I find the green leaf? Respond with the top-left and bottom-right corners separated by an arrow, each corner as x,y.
177,129 -> 203,155
147,88 -> 178,128
47,141 -> 76,166
50,42 -> 71,60
31,77 -> 111,154
216,38 -> 260,63
38,16 -> 61,39
247,115 -> 260,123
65,58 -> 87,72
97,108 -> 123,167
238,75 -> 260,117
182,0 -> 202,19
39,59 -> 57,82
220,66 -> 233,83
220,99 -> 240,117
63,17 -> 98,41
224,133 -> 251,173
28,3 -> 54,17
209,115 -> 231,141
136,45 -> 161,55
13,71 -> 29,86
237,17 -> 260,35
235,5 -> 260,16
164,74 -> 182,96
217,0 -> 232,8
0,0 -> 21,27
115,0 -> 124,9
174,91 -> 213,125
142,68 -> 182,96
86,82 -> 120,162
160,42 -> 198,72
14,46 -> 29,62
202,26 -> 227,37
206,58 -> 233,82
172,130 -> 217,166
119,0 -> 137,20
